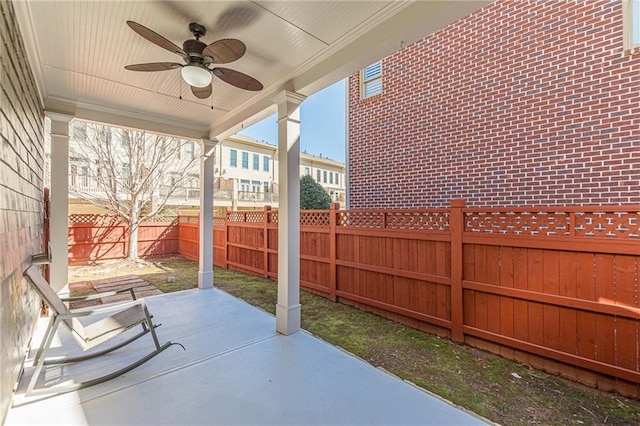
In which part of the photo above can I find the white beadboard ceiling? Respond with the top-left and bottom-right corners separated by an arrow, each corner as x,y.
13,1 -> 492,140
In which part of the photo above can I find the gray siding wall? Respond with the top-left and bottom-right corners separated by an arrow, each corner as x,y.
0,1 -> 45,422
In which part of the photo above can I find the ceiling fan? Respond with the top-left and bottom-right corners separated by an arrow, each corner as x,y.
124,21 -> 263,99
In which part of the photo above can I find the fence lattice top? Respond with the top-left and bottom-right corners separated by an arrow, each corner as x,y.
227,211 -> 265,223
176,206 -> 640,239
337,210 -> 450,231
301,212 -> 330,226
70,214 -> 178,225
465,209 -> 640,238
180,216 -> 199,224
69,214 -> 124,225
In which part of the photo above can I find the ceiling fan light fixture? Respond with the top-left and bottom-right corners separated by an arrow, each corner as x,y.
181,63 -> 212,87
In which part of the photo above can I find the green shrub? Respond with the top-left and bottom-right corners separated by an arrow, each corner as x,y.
300,175 -> 331,209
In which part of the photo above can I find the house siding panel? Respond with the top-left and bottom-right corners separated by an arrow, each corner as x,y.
348,0 -> 640,208
0,1 -> 45,422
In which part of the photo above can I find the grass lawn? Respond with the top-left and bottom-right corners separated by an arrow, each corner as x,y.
70,256 -> 640,426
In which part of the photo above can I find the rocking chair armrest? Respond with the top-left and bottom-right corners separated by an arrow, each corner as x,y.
61,287 -> 137,302
61,299 -> 148,319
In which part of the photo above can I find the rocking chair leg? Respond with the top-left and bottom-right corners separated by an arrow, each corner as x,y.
27,317 -> 63,396
32,316 -> 56,366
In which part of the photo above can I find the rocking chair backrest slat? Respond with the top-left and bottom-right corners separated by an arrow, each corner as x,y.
24,266 -> 82,339
25,266 -> 70,315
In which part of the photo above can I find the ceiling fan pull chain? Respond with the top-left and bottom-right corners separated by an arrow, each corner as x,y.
179,75 -> 182,100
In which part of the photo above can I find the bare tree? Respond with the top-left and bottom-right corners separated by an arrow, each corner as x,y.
70,121 -> 199,260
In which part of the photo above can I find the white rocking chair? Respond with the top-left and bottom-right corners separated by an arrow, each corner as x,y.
23,265 -> 182,396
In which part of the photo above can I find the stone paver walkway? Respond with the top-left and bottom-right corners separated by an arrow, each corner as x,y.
69,275 -> 162,308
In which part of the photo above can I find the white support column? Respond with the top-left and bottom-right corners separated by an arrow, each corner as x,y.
198,139 -> 217,289
273,90 -> 306,335
46,113 -> 73,293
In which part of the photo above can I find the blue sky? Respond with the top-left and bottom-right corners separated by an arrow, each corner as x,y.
239,79 -> 346,163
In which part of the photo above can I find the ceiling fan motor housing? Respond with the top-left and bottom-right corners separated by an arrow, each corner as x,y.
183,39 -> 207,58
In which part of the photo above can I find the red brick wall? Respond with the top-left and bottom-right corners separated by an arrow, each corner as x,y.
348,0 -> 640,208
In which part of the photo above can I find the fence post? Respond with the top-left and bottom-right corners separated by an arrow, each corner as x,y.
224,207 -> 231,269
450,198 -> 466,343
329,202 -> 339,302
263,206 -> 271,278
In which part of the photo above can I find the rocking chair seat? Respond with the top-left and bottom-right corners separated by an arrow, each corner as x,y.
75,304 -> 147,350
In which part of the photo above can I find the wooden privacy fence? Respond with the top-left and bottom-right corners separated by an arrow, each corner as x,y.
68,214 -> 179,263
177,201 -> 640,391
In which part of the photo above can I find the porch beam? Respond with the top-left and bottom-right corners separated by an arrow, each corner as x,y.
46,112 -> 73,293
273,90 -> 306,335
198,139 -> 217,290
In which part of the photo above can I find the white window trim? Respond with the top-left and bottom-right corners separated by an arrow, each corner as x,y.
360,60 -> 382,99
623,0 -> 640,51
241,151 -> 249,169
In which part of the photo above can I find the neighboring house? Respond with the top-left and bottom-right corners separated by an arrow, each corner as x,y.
348,0 -> 640,208
300,152 -> 346,204
216,134 -> 346,211
44,121 -> 200,213
45,131 -> 346,214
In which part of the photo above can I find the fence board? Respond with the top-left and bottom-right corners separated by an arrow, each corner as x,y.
527,249 -> 545,347
499,247 -> 515,342
462,244 -> 476,330
474,245 -> 489,333
512,248 -> 529,343
557,251 -> 578,356
486,246 -> 501,335
595,254 -> 616,367
542,251 -> 560,353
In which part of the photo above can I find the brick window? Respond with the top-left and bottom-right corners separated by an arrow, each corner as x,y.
623,0 -> 640,50
361,61 -> 382,99
230,149 -> 237,167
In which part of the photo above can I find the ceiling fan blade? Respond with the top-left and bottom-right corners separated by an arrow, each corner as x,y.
191,84 -> 212,99
203,39 -> 246,64
125,62 -> 183,72
212,67 -> 263,91
127,21 -> 186,57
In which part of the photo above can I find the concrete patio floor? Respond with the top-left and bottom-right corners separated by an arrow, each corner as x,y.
7,288 -> 487,425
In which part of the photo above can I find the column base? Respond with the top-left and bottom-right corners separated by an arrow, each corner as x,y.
276,303 -> 301,335
198,270 -> 213,289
